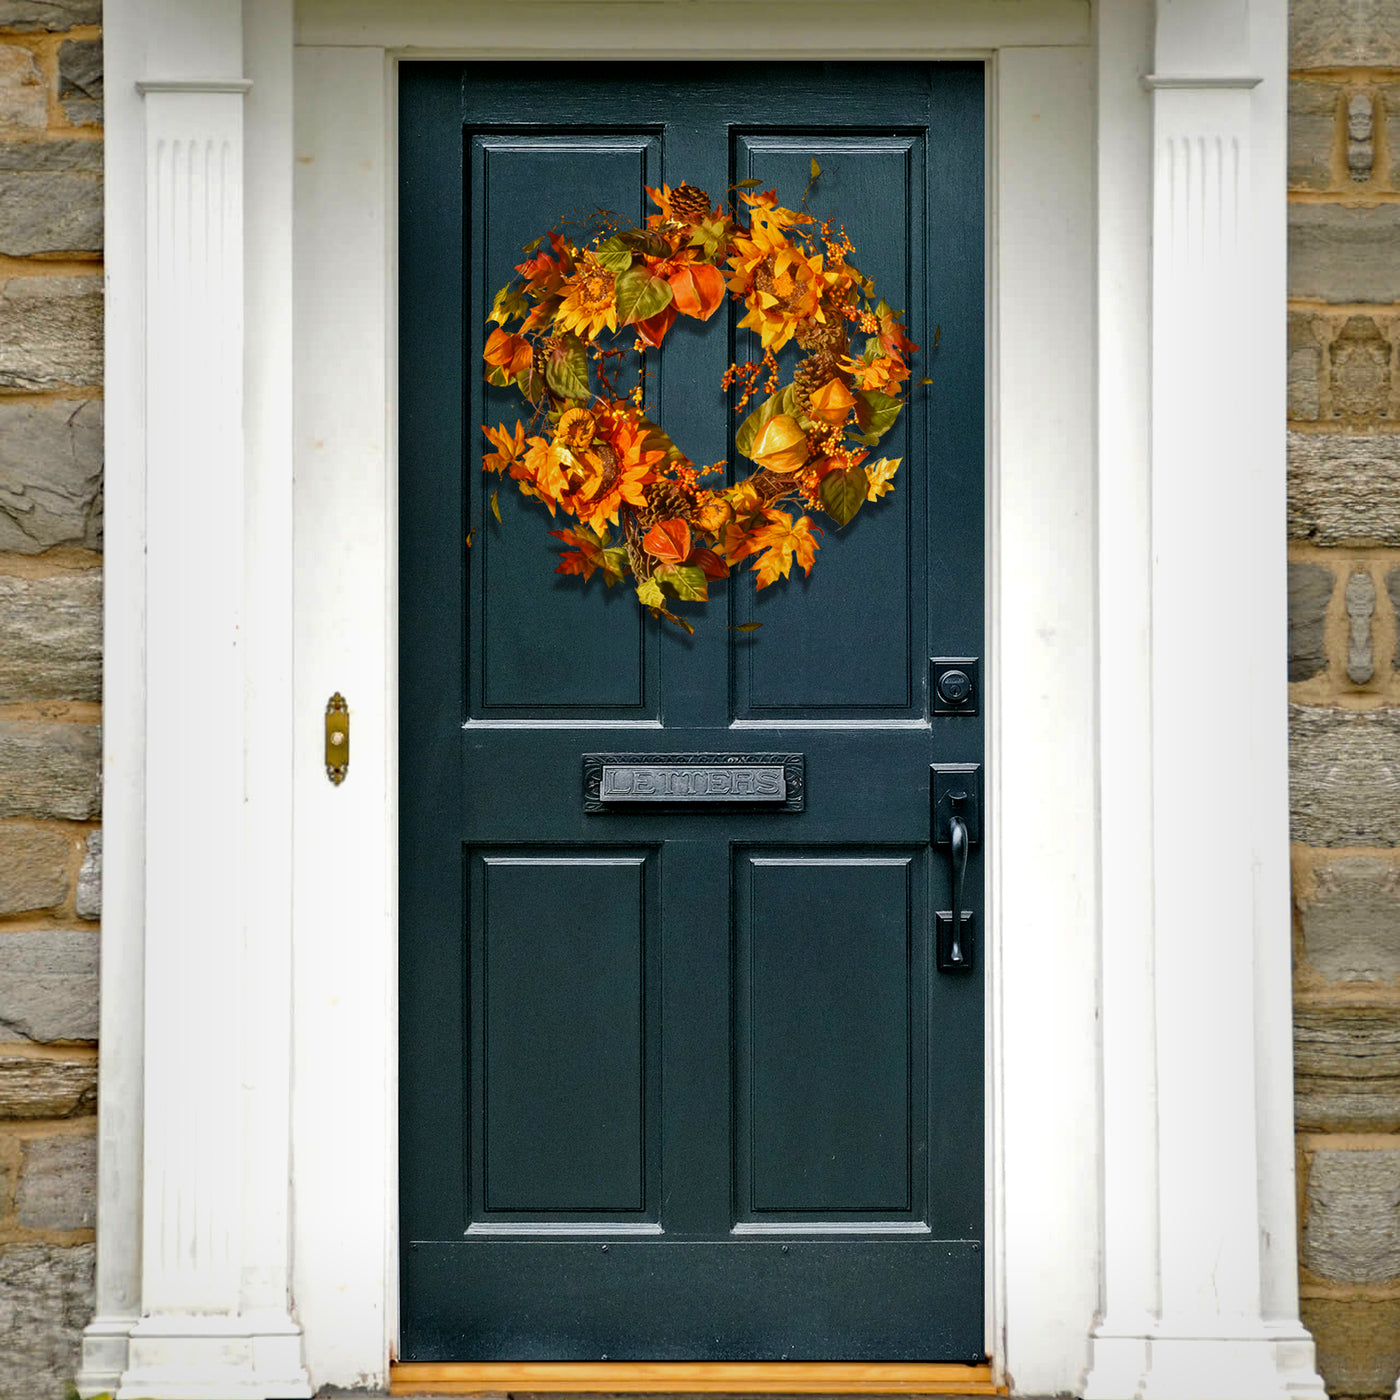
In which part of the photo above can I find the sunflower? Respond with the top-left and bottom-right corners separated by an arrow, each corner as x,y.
554,407 -> 598,451
555,254 -> 618,339
575,415 -> 666,531
726,205 -> 826,352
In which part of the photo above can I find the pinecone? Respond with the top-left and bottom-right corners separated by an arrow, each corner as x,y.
644,479 -> 694,521
669,184 -> 711,225
795,315 -> 848,356
792,352 -> 842,418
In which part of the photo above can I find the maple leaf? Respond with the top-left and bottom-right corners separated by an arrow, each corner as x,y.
642,517 -> 692,564
865,456 -> 901,501
481,421 -> 527,475
747,511 -> 822,589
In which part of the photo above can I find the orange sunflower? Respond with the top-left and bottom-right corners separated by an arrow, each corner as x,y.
574,413 -> 666,531
555,254 -> 619,339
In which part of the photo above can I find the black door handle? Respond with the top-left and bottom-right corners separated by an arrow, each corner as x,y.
931,764 -> 980,973
948,796 -> 969,967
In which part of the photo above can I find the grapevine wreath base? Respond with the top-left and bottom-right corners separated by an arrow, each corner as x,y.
480,174 -> 920,631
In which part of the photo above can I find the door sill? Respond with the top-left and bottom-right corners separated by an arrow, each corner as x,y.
390,1362 -> 1003,1395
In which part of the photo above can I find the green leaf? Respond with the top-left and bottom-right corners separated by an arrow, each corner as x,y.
489,283 -> 529,326
918,376 -> 932,386
636,577 -> 665,609
810,157 -> 821,179
593,236 -> 634,275
819,464 -> 867,528
616,228 -> 673,257
654,563 -> 709,602
602,546 -> 629,586
735,178 -> 763,188
614,265 -> 674,325
729,621 -> 763,632
545,335 -> 591,400
490,489 -> 501,524
854,388 -> 902,445
521,237 -> 543,253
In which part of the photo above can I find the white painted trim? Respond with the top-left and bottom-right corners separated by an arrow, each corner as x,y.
136,78 -> 255,92
290,14 -> 1101,1394
1142,74 -> 1262,88
85,1 -> 1323,1396
81,1 -> 311,1395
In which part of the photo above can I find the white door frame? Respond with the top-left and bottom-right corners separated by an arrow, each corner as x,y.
81,2 -> 1324,1398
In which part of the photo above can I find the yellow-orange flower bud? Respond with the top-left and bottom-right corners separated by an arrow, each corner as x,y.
749,414 -> 810,474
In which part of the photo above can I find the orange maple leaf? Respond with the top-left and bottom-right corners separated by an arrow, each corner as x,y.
747,511 -> 822,589
481,421 -> 527,474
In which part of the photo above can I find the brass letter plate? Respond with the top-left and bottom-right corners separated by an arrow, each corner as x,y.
584,753 -> 804,812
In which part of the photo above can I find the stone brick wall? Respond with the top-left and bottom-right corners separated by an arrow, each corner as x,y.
0,2 -> 102,1398
1288,3 -> 1400,1396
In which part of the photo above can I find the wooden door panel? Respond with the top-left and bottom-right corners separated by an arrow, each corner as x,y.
734,852 -> 923,1219
731,134 -> 924,716
471,134 -> 661,717
471,852 -> 658,1218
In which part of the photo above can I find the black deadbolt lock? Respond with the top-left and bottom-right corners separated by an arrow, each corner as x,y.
931,657 -> 979,715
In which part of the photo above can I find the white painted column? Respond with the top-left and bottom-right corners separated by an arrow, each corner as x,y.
1085,2 -> 1325,1397
78,1 -> 309,1396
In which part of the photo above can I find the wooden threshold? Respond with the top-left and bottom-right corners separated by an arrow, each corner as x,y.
390,1362 -> 1004,1395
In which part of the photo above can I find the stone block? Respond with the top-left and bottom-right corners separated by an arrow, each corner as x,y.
0,929 -> 97,1041
0,43 -> 45,135
0,1243 -> 94,1400
57,37 -> 99,127
1290,705 -> 1400,846
1289,314 -> 1323,422
0,722 -> 99,820
1296,1007 -> 1400,1130
1304,1150 -> 1400,1283
1292,0 -> 1400,67
1345,569 -> 1375,684
0,140 -> 102,256
0,570 -> 101,703
0,0 -> 101,28
1300,855 -> 1400,982
1289,562 -> 1333,681
1391,569 -> 1400,669
74,825 -> 97,919
1289,205 -> 1400,305
1330,316 -> 1393,422
0,1054 -> 94,1117
0,275 -> 102,391
1289,433 -> 1400,545
0,398 -> 102,554
1289,81 -> 1338,189
0,821 -> 70,915
17,1132 -> 94,1229
1385,84 -> 1400,190
1302,1296 -> 1400,1399
1347,92 -> 1374,183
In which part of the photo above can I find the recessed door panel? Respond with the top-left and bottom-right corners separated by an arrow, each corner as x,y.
735,851 -> 923,1220
472,134 -> 661,717
472,852 -> 657,1217
731,135 -> 924,717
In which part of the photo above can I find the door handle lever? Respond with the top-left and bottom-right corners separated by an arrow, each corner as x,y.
948,796 -> 969,967
932,764 -> 980,973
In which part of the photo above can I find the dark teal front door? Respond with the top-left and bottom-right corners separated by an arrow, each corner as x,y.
399,61 -> 985,1363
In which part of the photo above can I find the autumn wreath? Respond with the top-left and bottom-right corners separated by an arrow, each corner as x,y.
480,174 -> 918,631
